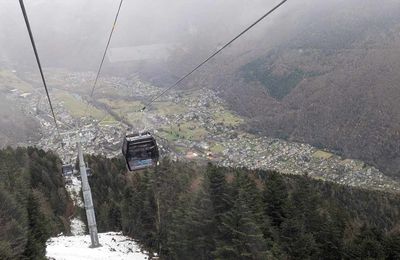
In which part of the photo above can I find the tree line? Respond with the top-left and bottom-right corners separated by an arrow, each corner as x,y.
0,147 -> 72,260
85,155 -> 400,259
2,146 -> 399,259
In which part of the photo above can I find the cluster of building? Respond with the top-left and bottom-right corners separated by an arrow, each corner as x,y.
5,70 -> 400,193
218,135 -> 400,192
154,89 -> 400,192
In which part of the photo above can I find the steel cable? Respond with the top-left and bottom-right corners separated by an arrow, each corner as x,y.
141,0 -> 288,111
19,0 -> 60,136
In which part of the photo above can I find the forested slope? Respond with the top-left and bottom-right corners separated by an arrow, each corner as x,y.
0,147 -> 72,259
85,155 -> 400,259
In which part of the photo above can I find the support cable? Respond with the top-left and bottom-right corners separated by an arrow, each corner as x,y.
88,0 -> 124,98
140,0 -> 288,111
83,0 -> 123,124
19,0 -> 60,135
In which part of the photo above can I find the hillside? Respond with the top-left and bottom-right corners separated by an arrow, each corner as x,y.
142,0 -> 400,177
0,147 -> 72,259
5,0 -> 400,258
226,26 -> 400,177
2,69 -> 399,192
0,94 -> 40,148
2,0 -> 400,177
84,155 -> 400,259
1,146 -> 400,258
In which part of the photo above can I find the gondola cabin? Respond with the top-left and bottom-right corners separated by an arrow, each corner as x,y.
62,164 -> 73,177
122,131 -> 159,171
86,167 -> 93,177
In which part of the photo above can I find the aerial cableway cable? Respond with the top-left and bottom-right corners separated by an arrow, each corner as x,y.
141,0 -> 288,111
19,0 -> 60,135
89,0 -> 124,98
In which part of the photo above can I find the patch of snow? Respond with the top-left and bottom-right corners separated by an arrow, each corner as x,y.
70,218 -> 85,236
66,176 -> 84,208
46,232 -> 148,260
54,169 -> 148,259
65,175 -> 86,235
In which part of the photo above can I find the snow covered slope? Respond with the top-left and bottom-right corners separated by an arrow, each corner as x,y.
65,175 -> 85,236
46,232 -> 148,260
47,175 -> 149,259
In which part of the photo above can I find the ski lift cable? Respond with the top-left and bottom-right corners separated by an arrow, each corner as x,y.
83,0 -> 123,123
140,0 -> 288,112
88,0 -> 124,98
19,0 -> 61,136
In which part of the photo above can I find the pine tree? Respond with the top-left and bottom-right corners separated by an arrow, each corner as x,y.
314,208 -> 346,259
22,193 -> 50,260
121,186 -> 135,235
213,172 -> 268,259
166,189 -> 216,260
346,225 -> 385,259
280,216 -> 319,259
137,171 -> 158,251
384,232 -> 400,259
263,171 -> 288,228
279,182 -> 321,259
0,241 -> 13,260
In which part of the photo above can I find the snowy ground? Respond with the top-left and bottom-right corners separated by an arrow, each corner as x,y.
66,176 -> 84,208
46,232 -> 149,260
46,175 -> 149,259
70,218 -> 85,236
65,175 -> 86,235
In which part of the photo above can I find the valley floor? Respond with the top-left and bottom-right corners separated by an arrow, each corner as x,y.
2,69 -> 399,193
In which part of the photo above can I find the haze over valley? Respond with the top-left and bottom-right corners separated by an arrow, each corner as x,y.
1,68 -> 399,193
1,0 -> 400,182
3,1 -> 400,259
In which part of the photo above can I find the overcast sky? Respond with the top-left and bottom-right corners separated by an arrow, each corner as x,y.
1,0 -> 399,71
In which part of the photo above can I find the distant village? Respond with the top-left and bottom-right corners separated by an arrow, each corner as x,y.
4,70 -> 400,193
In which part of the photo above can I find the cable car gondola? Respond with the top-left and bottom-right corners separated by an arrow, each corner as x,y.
122,131 -> 159,171
62,164 -> 73,177
86,167 -> 93,177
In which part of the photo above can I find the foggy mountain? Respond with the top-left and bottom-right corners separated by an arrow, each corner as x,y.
2,0 -> 400,176
0,95 -> 40,146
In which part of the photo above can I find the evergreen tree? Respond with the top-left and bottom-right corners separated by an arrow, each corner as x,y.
263,171 -> 288,228
280,217 -> 319,259
384,232 -> 400,259
207,164 -> 231,220
214,172 -> 268,259
314,208 -> 346,259
166,189 -> 215,260
122,170 -> 158,253
121,186 -> 135,235
84,156 -> 400,259
0,241 -> 13,260
22,193 -> 50,260
346,225 -> 385,259
279,180 -> 321,259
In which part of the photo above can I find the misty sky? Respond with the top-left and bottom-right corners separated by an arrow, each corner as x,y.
1,0 -> 399,71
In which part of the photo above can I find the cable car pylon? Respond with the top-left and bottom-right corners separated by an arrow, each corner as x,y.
78,137 -> 101,248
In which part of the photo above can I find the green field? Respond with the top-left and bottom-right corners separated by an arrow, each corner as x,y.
55,90 -> 107,120
154,101 -> 187,115
312,150 -> 334,159
98,98 -> 145,125
213,110 -> 243,126
0,70 -> 34,92
158,129 -> 179,142
159,121 -> 208,142
210,143 -> 224,154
